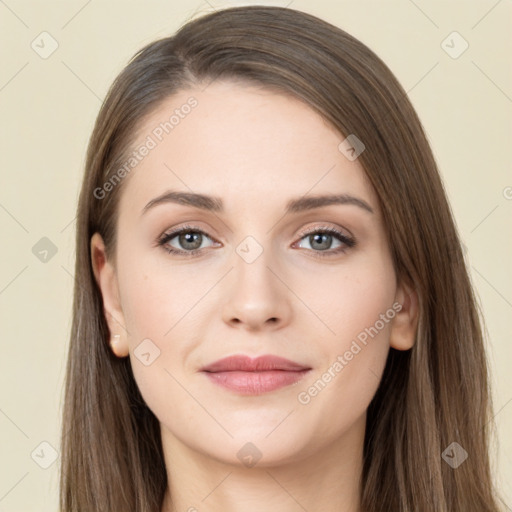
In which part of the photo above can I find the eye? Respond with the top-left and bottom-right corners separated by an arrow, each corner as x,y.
157,224 -> 218,258
156,224 -> 356,259
293,226 -> 356,257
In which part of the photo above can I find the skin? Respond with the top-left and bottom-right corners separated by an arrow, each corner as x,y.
91,80 -> 418,512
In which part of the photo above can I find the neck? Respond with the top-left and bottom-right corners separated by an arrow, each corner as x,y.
160,414 -> 365,512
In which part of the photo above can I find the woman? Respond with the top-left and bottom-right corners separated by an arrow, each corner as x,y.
59,5 -> 505,511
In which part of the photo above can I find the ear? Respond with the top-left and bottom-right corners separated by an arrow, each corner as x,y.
389,278 -> 419,351
90,233 -> 129,358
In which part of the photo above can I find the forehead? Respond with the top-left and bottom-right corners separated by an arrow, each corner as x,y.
118,80 -> 378,216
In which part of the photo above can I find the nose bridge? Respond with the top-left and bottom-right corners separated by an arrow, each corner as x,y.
233,232 -> 279,303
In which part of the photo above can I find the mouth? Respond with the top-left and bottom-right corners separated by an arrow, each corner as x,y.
200,354 -> 311,395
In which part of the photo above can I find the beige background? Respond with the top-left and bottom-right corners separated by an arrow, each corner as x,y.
0,1 -> 510,510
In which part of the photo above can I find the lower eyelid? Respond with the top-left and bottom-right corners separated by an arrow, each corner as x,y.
158,226 -> 354,255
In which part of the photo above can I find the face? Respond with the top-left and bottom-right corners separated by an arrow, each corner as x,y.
92,80 -> 417,467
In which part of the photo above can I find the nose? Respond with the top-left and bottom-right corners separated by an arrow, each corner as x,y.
221,244 -> 292,332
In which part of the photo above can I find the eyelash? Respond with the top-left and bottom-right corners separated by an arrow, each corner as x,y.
156,224 -> 356,259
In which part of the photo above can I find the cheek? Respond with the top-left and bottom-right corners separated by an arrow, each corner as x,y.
295,317 -> 392,445
115,251 -> 213,420
117,246 -> 207,341
295,256 -> 396,430
302,250 -> 397,347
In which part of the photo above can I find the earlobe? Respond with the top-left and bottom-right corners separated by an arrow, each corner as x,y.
109,332 -> 130,358
90,233 -> 130,358
389,280 -> 419,351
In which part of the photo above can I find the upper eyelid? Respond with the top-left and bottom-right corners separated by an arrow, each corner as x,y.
159,223 -> 353,245
299,224 -> 351,237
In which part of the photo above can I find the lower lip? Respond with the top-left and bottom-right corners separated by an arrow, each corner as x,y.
203,370 -> 311,395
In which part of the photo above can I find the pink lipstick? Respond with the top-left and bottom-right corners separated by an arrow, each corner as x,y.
201,354 -> 311,395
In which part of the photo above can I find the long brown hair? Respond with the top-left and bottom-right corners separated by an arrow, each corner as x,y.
59,5 -> 504,511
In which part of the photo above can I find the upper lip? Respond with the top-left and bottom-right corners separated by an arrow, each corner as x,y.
201,355 -> 310,373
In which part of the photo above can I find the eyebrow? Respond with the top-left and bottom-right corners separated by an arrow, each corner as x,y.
141,190 -> 374,216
